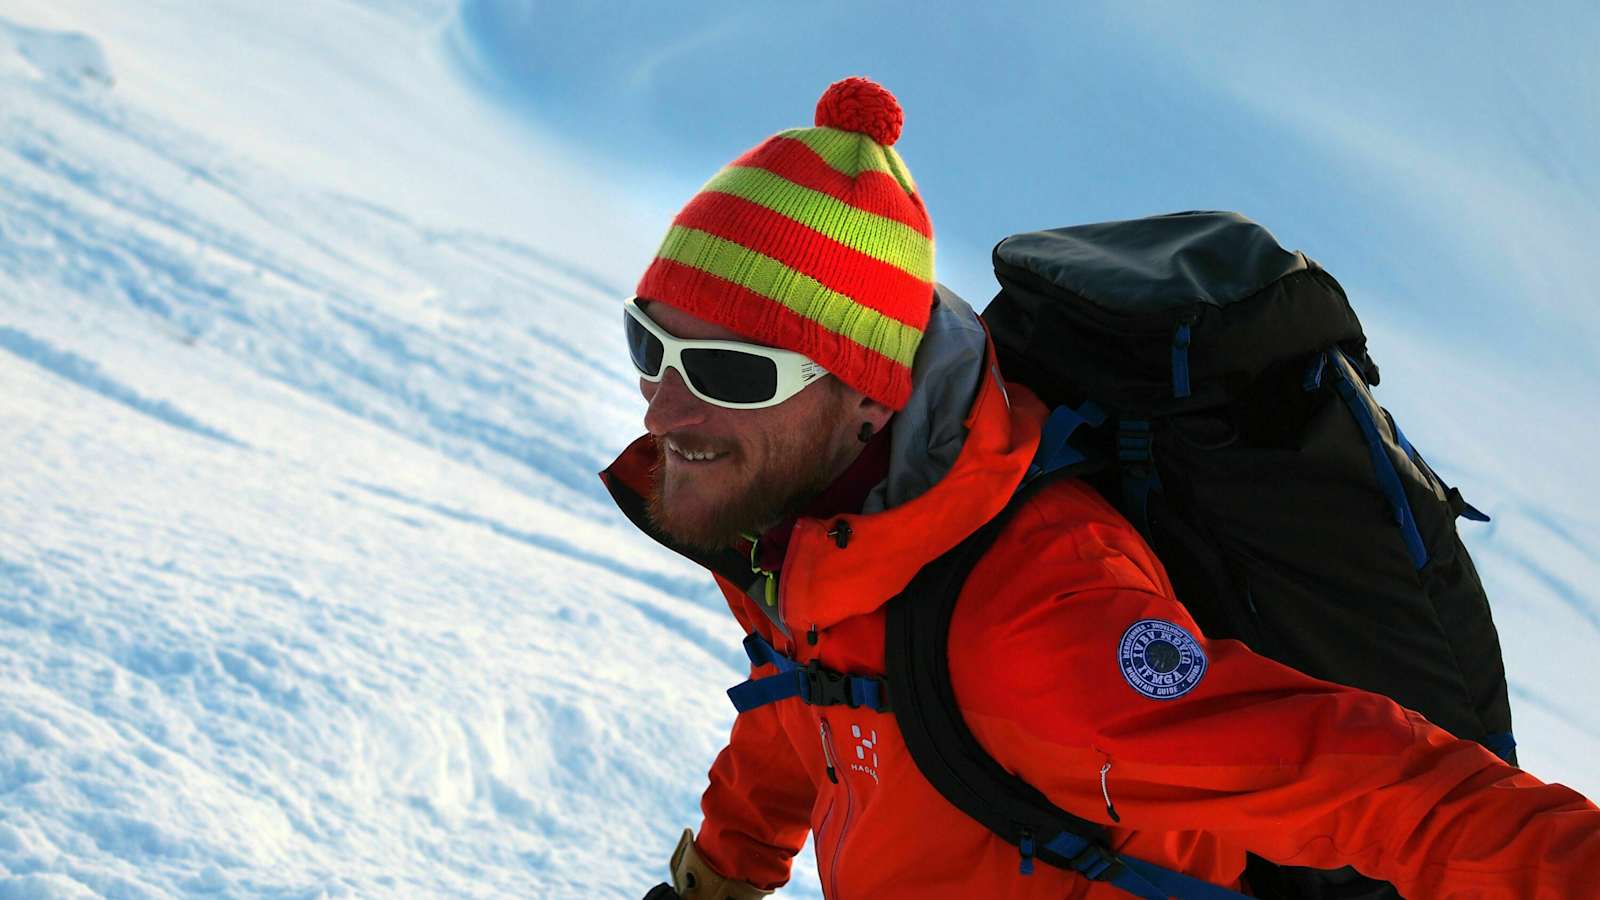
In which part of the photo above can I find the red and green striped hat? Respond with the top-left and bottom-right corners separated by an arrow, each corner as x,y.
635,77 -> 933,411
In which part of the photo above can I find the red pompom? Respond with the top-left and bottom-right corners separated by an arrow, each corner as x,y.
814,77 -> 904,146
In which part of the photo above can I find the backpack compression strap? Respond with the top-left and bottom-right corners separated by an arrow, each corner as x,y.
885,473 -> 1252,900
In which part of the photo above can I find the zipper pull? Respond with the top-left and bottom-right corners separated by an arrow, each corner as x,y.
746,535 -> 779,607
818,722 -> 839,784
1099,761 -> 1122,823
1171,316 -> 1195,399
1017,829 -> 1035,876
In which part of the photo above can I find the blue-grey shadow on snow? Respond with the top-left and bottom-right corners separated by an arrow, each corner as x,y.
0,18 -> 113,90
344,480 -> 744,671
344,480 -> 708,602
0,325 -> 246,449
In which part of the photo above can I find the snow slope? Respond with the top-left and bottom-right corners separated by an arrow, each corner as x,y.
1,12 -> 812,898
1,4 -> 1596,899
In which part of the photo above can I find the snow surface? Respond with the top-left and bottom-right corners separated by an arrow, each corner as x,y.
1,3 -> 1596,899
0,7 -> 792,897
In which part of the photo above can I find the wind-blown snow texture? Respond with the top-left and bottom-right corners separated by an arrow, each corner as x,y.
1,4 -> 1596,900
0,11 -> 798,898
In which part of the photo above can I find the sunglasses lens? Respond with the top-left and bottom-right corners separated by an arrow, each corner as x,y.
624,309 -> 663,376
682,348 -> 779,404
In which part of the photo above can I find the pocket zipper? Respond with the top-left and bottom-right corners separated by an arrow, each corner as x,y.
1100,760 -> 1122,823
818,721 -> 839,784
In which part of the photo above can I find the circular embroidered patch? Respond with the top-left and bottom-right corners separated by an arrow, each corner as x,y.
1118,619 -> 1208,700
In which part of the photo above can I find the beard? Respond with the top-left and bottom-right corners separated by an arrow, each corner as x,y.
645,407 -> 852,553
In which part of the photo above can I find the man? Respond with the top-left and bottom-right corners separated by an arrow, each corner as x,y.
602,77 -> 1600,899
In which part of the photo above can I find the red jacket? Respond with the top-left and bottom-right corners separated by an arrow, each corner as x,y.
603,322 -> 1600,899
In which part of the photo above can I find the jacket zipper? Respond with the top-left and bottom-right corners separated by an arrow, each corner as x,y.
814,792 -> 838,889
819,719 -> 855,899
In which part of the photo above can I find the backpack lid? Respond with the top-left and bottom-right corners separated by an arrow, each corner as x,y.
987,210 -> 1368,413
994,211 -> 1310,314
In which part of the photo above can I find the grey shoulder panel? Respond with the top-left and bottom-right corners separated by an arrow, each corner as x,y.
863,284 -> 986,514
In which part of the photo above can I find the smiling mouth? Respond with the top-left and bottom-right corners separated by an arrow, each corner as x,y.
664,438 -> 729,464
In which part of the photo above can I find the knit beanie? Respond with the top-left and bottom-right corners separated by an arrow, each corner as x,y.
634,77 -> 934,411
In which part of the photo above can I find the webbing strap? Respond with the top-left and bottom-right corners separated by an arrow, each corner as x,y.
1040,831 -> 1252,900
1313,351 -> 1489,528
1171,321 -> 1194,399
1302,350 -> 1328,391
1484,731 -> 1518,764
726,633 -> 890,714
1029,401 -> 1106,481
1118,419 -> 1161,541
1393,420 -> 1492,524
1450,488 -> 1492,523
742,631 -> 789,670
1327,350 -> 1429,569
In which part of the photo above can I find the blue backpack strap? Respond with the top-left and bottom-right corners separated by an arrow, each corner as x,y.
1117,418 -> 1161,540
1171,319 -> 1194,399
1483,731 -> 1518,764
1313,350 -> 1490,530
1450,488 -> 1491,523
1039,830 -> 1253,900
1302,350 -> 1328,391
1391,419 -> 1493,524
1326,350 -> 1429,569
726,632 -> 891,714
741,630 -> 789,670
726,633 -> 801,712
1028,401 -> 1107,482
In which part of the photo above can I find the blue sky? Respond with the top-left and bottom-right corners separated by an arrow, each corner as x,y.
450,0 -> 1600,385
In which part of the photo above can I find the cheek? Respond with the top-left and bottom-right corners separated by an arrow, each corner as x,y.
749,408 -> 822,463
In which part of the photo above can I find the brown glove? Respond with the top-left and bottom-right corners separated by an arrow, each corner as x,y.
669,828 -> 774,900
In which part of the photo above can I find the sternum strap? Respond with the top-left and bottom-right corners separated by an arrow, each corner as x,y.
726,632 -> 891,714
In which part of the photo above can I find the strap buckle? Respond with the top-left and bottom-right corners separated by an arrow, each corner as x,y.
1066,842 -> 1127,883
803,660 -> 858,708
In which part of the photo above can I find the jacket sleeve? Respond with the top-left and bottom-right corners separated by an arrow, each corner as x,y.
693,576 -> 817,891
950,483 -> 1600,899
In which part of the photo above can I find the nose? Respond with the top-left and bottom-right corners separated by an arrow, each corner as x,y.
642,366 -> 710,436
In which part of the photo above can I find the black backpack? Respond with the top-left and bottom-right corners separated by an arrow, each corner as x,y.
884,211 -> 1514,899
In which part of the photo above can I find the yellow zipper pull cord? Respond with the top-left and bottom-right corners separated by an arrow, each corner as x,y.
745,531 -> 779,607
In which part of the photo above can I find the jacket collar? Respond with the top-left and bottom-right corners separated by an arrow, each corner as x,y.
600,285 -> 1046,630
601,433 -> 754,590
753,422 -> 893,574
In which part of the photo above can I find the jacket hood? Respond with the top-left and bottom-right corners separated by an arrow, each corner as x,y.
863,284 -> 989,514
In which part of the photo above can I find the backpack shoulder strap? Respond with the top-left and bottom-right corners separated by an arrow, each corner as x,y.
885,472 -> 1252,900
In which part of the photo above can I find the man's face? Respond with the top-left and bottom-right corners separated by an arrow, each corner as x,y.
638,301 -> 864,552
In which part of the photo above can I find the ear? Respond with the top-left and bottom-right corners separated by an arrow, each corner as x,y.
853,393 -> 895,434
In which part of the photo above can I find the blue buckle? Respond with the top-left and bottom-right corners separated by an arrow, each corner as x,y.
1067,843 -> 1123,882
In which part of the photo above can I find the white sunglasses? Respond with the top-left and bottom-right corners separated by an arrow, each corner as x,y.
624,297 -> 830,409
